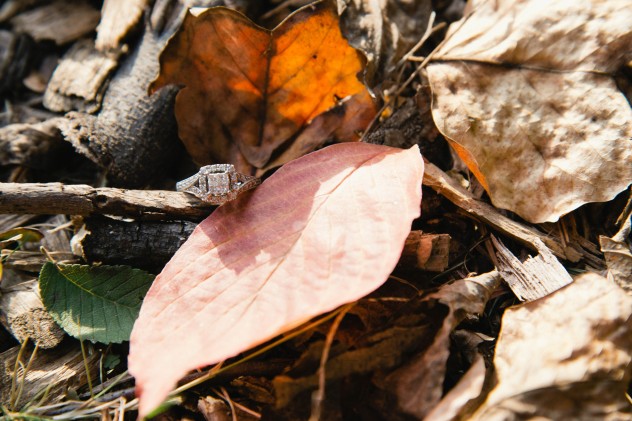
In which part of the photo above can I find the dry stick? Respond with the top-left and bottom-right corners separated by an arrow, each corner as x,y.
422,161 -> 581,262
0,182 -> 214,221
309,303 -> 354,421
0,170 -> 579,263
217,387 -> 238,421
389,12 -> 439,95
214,387 -> 261,420
0,174 -> 578,263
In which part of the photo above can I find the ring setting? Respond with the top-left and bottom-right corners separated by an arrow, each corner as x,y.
176,164 -> 260,204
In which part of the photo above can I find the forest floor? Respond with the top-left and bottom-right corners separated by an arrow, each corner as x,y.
0,0 -> 631,420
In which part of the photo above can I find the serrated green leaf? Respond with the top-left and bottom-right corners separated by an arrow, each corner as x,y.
39,262 -> 154,344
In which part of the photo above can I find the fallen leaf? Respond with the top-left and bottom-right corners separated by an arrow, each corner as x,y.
273,324 -> 431,409
129,143 -> 423,416
469,272 -> 632,420
39,263 -> 154,343
0,227 -> 43,246
337,0 -> 432,84
427,0 -> 632,223
424,356 -> 487,421
600,215 -> 632,294
273,271 -> 500,414
379,270 -> 501,419
151,1 -> 376,171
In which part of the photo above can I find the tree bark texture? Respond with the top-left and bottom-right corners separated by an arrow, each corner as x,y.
80,216 -> 197,273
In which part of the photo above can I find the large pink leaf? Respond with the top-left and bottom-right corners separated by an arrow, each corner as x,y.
128,143 -> 424,416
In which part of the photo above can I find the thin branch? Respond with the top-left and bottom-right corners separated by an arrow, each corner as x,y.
0,182 -> 214,221
422,161 -> 582,262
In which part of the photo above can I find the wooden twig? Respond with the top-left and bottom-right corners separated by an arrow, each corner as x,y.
422,161 -> 582,262
0,272 -> 66,349
0,182 -> 213,221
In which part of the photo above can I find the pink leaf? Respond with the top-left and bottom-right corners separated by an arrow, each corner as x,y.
128,143 -> 424,416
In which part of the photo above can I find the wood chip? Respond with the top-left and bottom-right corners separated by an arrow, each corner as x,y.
0,30 -> 32,94
198,396 -> 233,421
0,215 -> 74,348
44,40 -> 119,113
1,250 -> 76,273
10,0 -> 100,45
0,0 -> 39,23
96,0 -> 148,51
60,0 -> 183,187
0,118 -> 66,167
0,270 -> 65,349
0,341 -> 99,409
492,235 -> 573,301
80,216 -> 196,272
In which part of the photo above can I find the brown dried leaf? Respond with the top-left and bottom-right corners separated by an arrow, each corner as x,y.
470,272 -> 632,420
424,357 -> 487,421
600,216 -> 632,294
427,0 -> 632,223
272,271 -> 500,415
151,1 -> 376,171
379,271 -> 501,419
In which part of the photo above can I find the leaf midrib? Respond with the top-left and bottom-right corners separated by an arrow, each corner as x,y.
56,265 -> 139,310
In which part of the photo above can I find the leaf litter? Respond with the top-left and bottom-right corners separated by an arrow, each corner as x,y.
470,272 -> 632,420
2,0 -> 632,420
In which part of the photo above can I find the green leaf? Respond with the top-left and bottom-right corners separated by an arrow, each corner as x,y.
39,262 -> 154,344
0,227 -> 43,247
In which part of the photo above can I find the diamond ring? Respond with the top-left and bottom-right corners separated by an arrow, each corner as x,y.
176,164 -> 260,205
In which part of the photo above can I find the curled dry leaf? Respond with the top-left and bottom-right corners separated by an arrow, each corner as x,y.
427,0 -> 632,223
424,357 -> 487,421
380,270 -> 501,419
151,0 -> 376,172
600,216 -> 632,294
129,143 -> 424,416
470,272 -> 632,420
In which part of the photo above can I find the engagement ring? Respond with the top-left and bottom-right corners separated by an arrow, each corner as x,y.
176,164 -> 260,205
